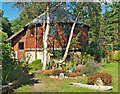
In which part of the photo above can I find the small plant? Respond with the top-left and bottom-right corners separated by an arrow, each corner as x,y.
100,58 -> 107,67
43,69 -> 54,76
76,71 -> 82,76
113,50 -> 120,62
36,70 -> 44,74
87,72 -> 112,85
49,50 -> 63,60
28,59 -> 43,70
64,71 -> 70,77
52,69 -> 64,76
75,65 -> 85,72
81,59 -> 101,76
69,73 -> 77,77
81,52 -> 94,65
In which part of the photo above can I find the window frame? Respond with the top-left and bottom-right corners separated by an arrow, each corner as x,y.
19,42 -> 24,50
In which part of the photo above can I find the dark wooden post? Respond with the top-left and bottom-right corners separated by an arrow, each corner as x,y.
35,24 -> 37,60
111,43 -> 113,62
107,50 -> 109,62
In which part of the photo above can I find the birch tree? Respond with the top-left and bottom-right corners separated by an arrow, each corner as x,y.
42,5 -> 50,70
63,12 -> 80,62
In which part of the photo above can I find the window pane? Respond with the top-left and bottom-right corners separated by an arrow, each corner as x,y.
49,26 -> 56,35
64,24 -> 70,35
31,28 -> 34,36
19,42 -> 24,50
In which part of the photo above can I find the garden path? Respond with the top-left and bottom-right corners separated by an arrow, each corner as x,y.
30,78 -> 46,92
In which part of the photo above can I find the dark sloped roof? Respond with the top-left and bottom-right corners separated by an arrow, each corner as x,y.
8,7 -> 89,40
31,7 -> 89,26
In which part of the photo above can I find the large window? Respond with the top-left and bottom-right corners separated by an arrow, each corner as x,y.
30,27 -> 34,36
49,25 -> 56,35
19,42 -> 24,50
64,24 -> 70,35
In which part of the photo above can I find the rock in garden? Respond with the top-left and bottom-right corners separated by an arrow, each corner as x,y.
50,75 -> 55,78
82,74 -> 85,76
94,77 -> 103,86
70,82 -> 113,91
65,76 -> 69,79
59,73 -> 64,80
75,77 -> 78,79
55,76 -> 58,79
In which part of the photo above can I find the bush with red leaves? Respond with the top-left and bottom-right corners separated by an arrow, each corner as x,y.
69,72 -> 77,77
76,71 -> 82,76
43,69 -> 54,76
87,72 -> 112,85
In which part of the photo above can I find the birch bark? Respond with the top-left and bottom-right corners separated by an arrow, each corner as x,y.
63,12 -> 80,62
42,6 -> 50,70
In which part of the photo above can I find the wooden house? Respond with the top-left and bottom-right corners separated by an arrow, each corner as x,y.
8,7 -> 90,63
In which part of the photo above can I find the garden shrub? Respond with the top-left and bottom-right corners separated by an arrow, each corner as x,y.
100,58 -> 107,67
53,69 -> 65,76
81,52 -> 94,65
80,39 -> 105,63
87,72 -> 112,85
49,50 -> 63,60
43,69 -> 54,76
75,65 -> 85,72
28,59 -> 43,70
64,71 -> 70,77
76,71 -> 82,76
81,59 -> 101,76
69,73 -> 77,77
113,50 -> 120,62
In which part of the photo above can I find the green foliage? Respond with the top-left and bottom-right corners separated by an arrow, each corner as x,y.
113,50 -> 120,62
1,17 -> 12,37
100,2 -> 120,51
80,39 -> 105,63
11,17 -> 24,34
81,52 -> 94,65
71,67 -> 76,73
49,50 -> 63,60
99,58 -> 107,67
81,59 -> 101,76
87,72 -> 112,85
70,33 -> 81,48
28,59 -> 43,70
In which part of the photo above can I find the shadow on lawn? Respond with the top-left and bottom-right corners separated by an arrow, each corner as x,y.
2,69 -> 40,94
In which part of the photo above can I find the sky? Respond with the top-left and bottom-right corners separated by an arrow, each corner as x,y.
1,2 -> 110,21
2,3 -> 20,21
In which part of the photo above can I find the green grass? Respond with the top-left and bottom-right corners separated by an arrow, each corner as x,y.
15,85 -> 31,92
14,63 -> 118,92
100,63 -> 118,92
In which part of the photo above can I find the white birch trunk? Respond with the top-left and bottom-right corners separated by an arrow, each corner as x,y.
63,12 -> 80,61
42,6 -> 50,70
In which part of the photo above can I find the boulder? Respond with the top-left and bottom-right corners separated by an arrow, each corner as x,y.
70,82 -> 113,91
94,77 -> 103,86
59,73 -> 64,80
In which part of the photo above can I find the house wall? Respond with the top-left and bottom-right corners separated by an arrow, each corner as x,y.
11,23 -> 89,63
12,30 -> 26,59
25,24 -> 88,50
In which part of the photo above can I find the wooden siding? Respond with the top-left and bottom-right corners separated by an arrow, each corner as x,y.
11,24 -> 89,59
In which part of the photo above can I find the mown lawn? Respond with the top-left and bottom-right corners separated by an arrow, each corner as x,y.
15,63 -> 118,92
